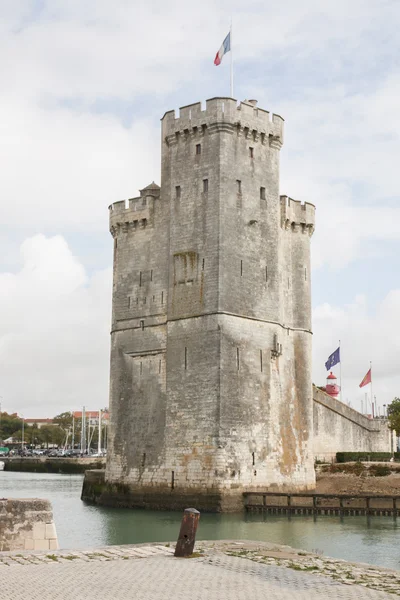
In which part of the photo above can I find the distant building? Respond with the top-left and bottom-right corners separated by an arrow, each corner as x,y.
72,411 -> 109,426
23,418 -> 54,429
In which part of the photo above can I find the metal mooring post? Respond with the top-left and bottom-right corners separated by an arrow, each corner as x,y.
174,508 -> 200,557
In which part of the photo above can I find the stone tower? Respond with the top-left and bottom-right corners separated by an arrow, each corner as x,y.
106,97 -> 316,511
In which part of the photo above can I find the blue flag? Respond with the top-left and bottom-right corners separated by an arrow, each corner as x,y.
325,347 -> 340,371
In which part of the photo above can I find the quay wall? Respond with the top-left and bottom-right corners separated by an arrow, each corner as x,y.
3,457 -> 105,474
0,498 -> 58,552
82,389 -> 396,512
81,469 -> 228,511
313,387 -> 395,462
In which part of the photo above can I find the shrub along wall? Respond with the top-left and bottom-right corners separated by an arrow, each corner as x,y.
336,452 -> 400,463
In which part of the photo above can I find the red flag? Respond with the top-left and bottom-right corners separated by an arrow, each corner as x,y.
359,368 -> 371,388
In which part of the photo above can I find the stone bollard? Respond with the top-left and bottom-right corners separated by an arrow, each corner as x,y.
174,508 -> 200,557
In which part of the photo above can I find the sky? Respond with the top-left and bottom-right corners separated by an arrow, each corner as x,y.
0,0 -> 399,418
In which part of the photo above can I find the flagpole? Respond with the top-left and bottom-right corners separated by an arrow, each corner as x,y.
339,339 -> 342,402
370,361 -> 373,418
230,18 -> 234,98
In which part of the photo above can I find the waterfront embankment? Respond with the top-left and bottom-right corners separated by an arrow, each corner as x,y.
316,462 -> 400,495
0,540 -> 398,599
2,457 -> 105,474
3,470 -> 400,568
81,464 -> 400,514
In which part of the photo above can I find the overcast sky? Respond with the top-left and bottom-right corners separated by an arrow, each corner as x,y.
0,0 -> 399,418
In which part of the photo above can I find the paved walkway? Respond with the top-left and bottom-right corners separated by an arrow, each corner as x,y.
0,541 -> 398,599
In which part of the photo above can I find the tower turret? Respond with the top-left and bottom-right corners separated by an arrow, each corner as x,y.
280,196 -> 315,331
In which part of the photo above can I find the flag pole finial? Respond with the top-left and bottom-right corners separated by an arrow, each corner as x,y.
230,18 -> 234,98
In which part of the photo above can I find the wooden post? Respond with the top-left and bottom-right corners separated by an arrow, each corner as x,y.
174,508 -> 200,557
366,497 -> 370,515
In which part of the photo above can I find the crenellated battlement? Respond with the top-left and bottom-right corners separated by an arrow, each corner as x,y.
109,183 -> 160,237
162,98 -> 284,148
280,195 -> 315,236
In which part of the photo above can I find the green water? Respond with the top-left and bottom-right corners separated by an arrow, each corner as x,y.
1,471 -> 399,570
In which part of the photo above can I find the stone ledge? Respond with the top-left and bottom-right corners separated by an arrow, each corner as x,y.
0,498 -> 58,553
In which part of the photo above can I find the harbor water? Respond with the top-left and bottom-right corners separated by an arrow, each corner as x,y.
1,471 -> 399,570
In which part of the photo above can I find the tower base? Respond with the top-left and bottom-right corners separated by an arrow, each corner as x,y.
81,470 -> 316,513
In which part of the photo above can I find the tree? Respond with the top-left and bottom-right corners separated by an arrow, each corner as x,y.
40,425 -> 64,448
10,429 -> 22,442
387,398 -> 400,434
26,422 -> 40,446
53,412 -> 73,431
0,412 -> 22,441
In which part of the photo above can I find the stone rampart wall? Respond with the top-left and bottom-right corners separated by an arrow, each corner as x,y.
0,498 -> 58,552
313,387 -> 395,461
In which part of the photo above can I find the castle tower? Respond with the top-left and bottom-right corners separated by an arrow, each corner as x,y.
105,98 -> 316,511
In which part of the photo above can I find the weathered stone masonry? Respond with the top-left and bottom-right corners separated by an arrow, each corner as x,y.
0,498 -> 58,552
105,97 -> 317,511
313,387 -> 395,462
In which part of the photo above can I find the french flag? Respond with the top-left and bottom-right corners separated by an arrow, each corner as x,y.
214,32 -> 231,66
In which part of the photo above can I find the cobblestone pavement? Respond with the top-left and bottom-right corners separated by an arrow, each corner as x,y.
0,541 -> 398,599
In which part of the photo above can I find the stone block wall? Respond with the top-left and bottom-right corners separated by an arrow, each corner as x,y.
0,498 -> 58,552
313,387 -> 395,461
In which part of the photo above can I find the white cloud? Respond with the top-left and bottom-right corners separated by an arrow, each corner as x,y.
0,235 -> 111,417
0,0 -> 399,416
277,76 -> 400,269
0,97 -> 159,232
313,291 -> 400,412
0,0 -> 398,264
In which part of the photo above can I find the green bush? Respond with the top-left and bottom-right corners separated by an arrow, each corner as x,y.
325,462 -> 366,476
336,452 -> 395,463
324,462 -> 394,477
369,465 -> 391,477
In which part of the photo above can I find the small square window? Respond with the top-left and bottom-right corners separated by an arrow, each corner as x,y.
260,187 -> 266,200
196,144 -> 201,155
203,179 -> 208,193
237,180 -> 242,194
175,185 -> 181,199
249,147 -> 254,158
